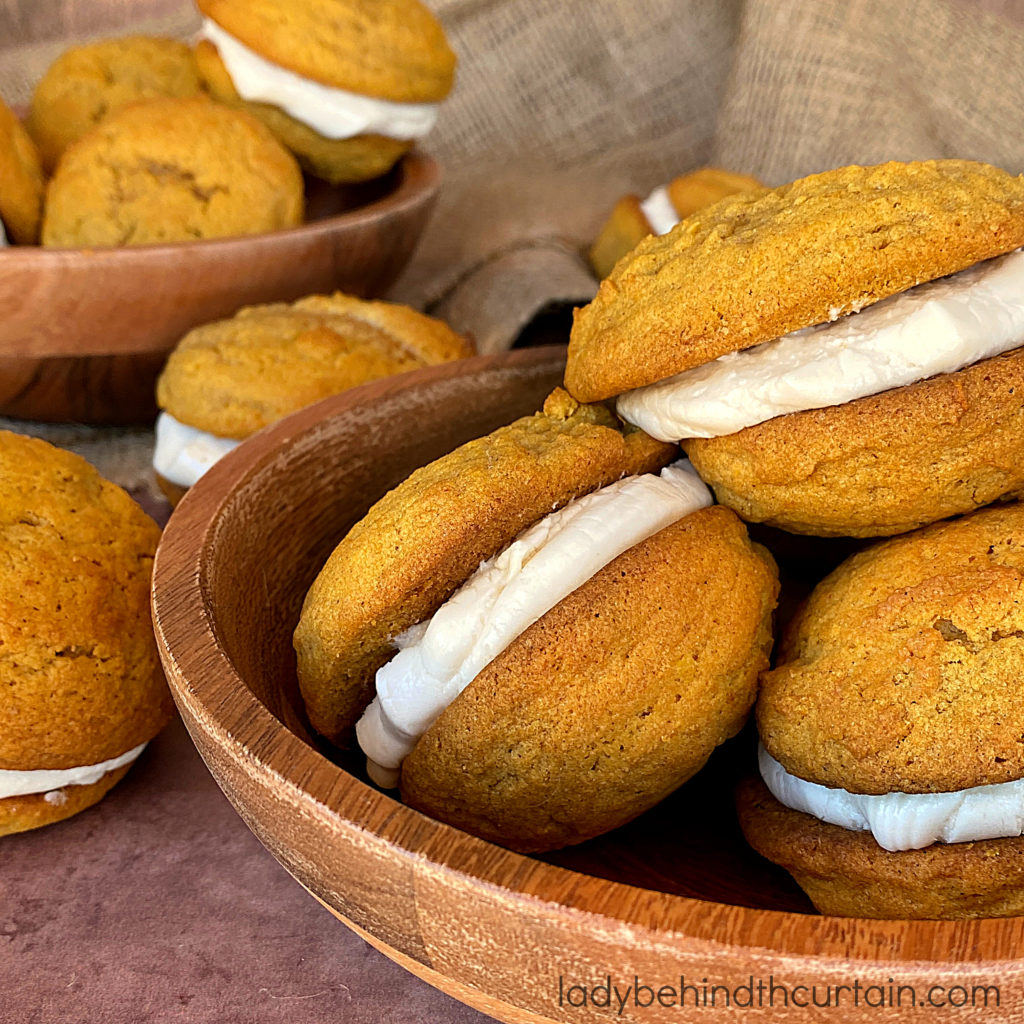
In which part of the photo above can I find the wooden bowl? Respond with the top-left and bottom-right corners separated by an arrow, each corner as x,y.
152,348 -> 1024,1023
0,152 -> 439,424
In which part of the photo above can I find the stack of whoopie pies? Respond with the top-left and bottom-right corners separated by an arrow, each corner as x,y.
3,0 -> 456,249
569,159 -> 1024,538
295,158 -> 1024,919
566,157 -> 1024,918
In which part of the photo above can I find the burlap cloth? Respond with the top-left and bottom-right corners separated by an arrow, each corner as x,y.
1,0 -> 1023,493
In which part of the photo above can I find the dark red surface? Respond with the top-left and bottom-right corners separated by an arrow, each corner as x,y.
0,714 -> 494,1024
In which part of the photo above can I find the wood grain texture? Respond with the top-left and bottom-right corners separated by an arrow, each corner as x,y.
0,153 -> 439,423
152,348 -> 1024,1024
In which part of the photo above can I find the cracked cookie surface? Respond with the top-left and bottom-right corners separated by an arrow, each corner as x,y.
566,160 -> 1024,402
294,389 -> 676,744
27,35 -> 202,172
41,96 -> 303,247
0,431 -> 171,774
759,502 -> 1024,794
157,293 -> 473,438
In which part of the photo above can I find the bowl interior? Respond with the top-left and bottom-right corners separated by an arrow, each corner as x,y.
181,346 -> 813,914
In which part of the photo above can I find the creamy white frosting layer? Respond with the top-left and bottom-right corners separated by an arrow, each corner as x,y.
153,411 -> 240,489
0,742 -> 146,800
759,743 -> 1024,853
356,460 -> 714,786
200,19 -> 439,141
639,184 -> 679,236
617,247 -> 1024,442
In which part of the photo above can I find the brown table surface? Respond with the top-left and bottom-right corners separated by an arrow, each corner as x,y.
1,713 -> 496,1023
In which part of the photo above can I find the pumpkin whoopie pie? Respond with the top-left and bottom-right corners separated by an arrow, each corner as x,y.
588,167 -> 763,280
0,98 -> 45,245
294,389 -> 779,852
567,160 -> 1024,537
739,502 -> 1024,918
0,432 -> 172,836
27,35 -> 202,172
194,0 -> 456,183
153,292 -> 471,504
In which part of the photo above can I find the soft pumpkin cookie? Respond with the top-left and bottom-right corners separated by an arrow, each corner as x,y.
194,0 -> 455,183
0,99 -> 45,244
0,431 -> 172,836
42,96 -> 303,247
152,293 -> 472,504
742,502 -> 1024,917
568,160 -> 1024,537
737,778 -> 1024,920
27,36 -> 202,172
570,160 -> 1024,400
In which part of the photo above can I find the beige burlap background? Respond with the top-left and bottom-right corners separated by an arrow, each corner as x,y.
1,0 -> 1023,492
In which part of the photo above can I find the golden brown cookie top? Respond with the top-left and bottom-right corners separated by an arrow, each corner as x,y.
402,506 -> 778,852
759,502 -> 1024,795
566,160 -> 1024,402
293,388 -> 676,744
27,35 -> 202,172
197,0 -> 456,103
157,294 -> 472,439
0,99 -> 45,245
0,431 -> 171,771
41,96 -> 303,248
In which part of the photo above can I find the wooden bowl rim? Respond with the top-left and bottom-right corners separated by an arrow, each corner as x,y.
6,151 -> 439,262
152,347 -> 1024,970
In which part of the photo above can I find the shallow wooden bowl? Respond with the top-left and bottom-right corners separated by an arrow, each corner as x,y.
152,348 -> 1024,1024
0,152 -> 438,424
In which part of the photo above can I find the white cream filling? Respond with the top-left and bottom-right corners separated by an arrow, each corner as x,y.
200,19 -> 439,141
639,184 -> 679,236
153,411 -> 240,489
0,742 -> 146,801
617,247 -> 1024,442
759,743 -> 1024,853
355,459 -> 713,787
0,220 -> 8,247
